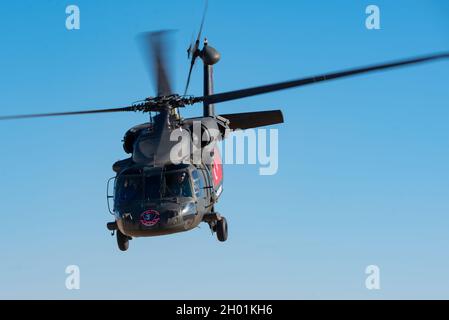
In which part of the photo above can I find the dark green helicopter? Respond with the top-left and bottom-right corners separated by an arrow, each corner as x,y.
1,7 -> 448,251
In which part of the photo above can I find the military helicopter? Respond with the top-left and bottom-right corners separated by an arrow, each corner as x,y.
1,7 -> 448,251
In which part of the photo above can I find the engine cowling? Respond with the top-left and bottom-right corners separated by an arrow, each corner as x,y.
122,123 -> 153,154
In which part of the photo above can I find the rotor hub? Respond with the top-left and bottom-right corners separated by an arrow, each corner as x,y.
132,95 -> 198,114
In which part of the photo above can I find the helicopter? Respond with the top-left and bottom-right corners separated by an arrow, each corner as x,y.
0,8 -> 448,252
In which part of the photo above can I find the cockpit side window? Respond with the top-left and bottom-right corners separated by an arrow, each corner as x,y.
192,170 -> 205,198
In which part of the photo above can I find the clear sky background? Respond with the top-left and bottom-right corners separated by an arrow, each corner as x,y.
0,0 -> 448,299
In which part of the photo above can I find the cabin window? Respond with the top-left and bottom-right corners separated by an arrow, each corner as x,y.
192,170 -> 205,198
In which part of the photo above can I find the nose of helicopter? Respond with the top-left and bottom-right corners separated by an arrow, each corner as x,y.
117,203 -> 190,237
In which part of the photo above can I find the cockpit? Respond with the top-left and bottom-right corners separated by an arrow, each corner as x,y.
114,165 -> 193,210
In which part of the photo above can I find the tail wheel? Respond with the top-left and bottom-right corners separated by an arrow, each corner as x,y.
216,217 -> 228,242
116,229 -> 129,251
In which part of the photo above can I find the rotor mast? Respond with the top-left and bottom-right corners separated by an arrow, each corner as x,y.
200,39 -> 221,117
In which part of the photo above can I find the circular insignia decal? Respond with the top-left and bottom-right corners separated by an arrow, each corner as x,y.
140,210 -> 160,227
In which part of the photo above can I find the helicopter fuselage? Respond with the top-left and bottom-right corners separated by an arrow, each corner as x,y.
111,158 -> 222,238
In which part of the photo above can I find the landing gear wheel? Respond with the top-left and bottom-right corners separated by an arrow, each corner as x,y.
116,229 -> 129,251
216,217 -> 228,242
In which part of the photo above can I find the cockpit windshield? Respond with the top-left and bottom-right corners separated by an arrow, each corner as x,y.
162,171 -> 193,198
115,175 -> 144,206
115,167 -> 193,208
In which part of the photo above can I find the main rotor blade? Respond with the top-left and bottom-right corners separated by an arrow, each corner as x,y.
184,0 -> 208,95
0,106 -> 135,121
195,0 -> 208,45
184,59 -> 196,96
138,31 -> 174,97
197,52 -> 449,105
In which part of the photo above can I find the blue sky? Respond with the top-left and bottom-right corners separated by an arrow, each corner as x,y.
0,0 -> 448,299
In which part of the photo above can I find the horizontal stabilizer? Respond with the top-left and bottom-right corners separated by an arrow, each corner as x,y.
220,110 -> 284,130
